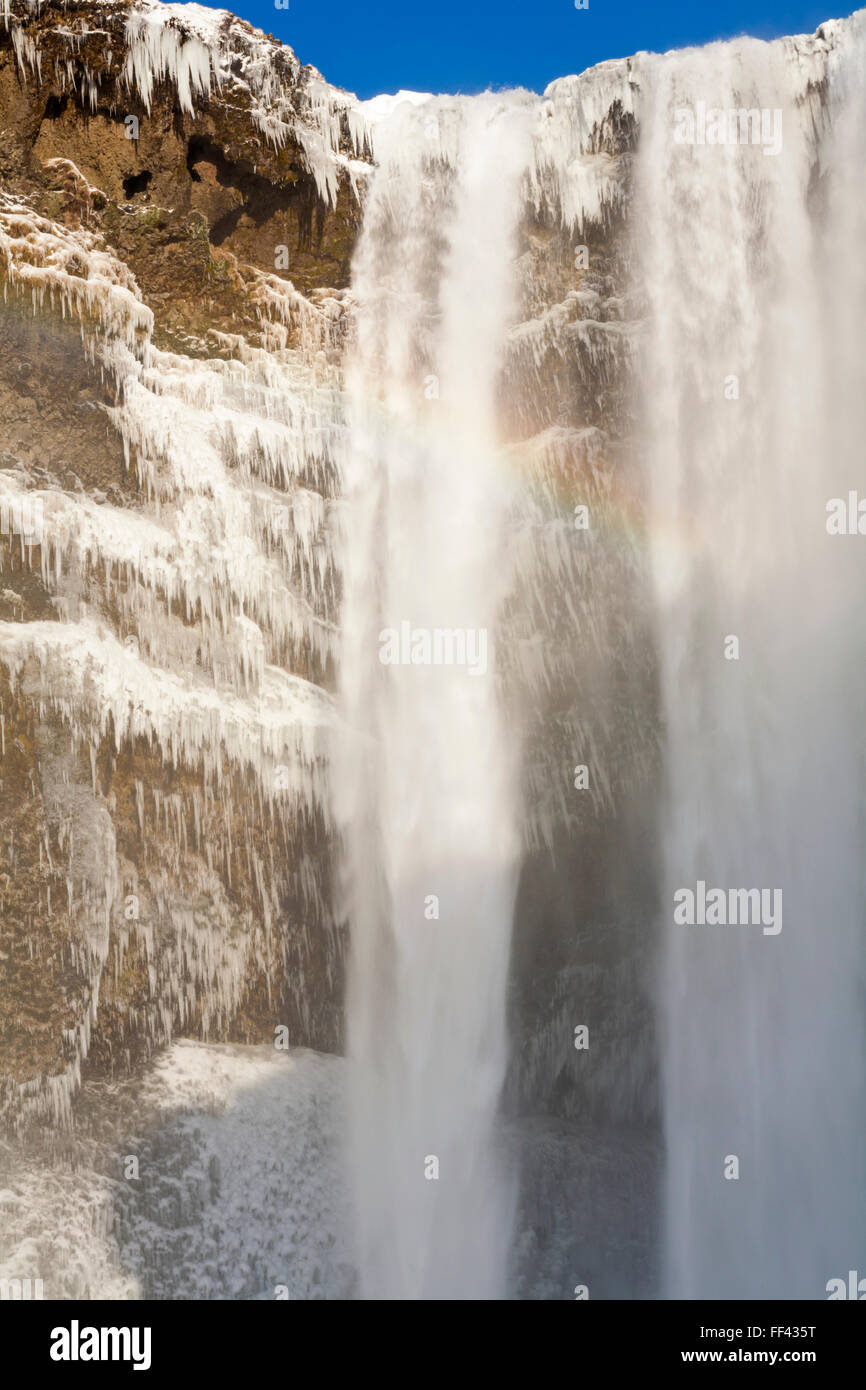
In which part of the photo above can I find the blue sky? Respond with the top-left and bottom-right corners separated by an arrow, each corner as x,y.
229,0 -> 848,97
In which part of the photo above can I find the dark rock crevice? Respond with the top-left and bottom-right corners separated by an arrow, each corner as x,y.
122,168 -> 152,198
41,92 -> 68,121
185,134 -> 325,254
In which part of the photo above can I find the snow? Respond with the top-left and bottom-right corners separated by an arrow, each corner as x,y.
0,1042 -> 351,1299
0,177 -> 346,1127
0,193 -> 153,349
119,1 -> 373,203
358,89 -> 433,123
0,194 -> 343,691
0,618 -> 333,813
1,0 -> 863,1244
123,4 -> 214,115
2,0 -> 373,206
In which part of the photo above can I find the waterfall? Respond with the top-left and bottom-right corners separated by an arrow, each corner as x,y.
335,93 -> 534,1300
2,0 -> 865,1304
634,16 -> 866,1297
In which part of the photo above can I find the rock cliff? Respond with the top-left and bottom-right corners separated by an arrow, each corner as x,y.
0,0 -> 651,1139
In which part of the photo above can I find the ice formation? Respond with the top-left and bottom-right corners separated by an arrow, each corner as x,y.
0,165 -> 344,1124
2,0 -> 373,204
1,0 -> 864,1302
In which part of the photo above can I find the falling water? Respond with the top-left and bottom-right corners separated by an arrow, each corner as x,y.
335,94 -> 534,1300
2,0 -> 865,1304
635,17 -> 866,1297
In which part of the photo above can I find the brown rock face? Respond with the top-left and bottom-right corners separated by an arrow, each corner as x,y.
0,1 -> 657,1146
0,0 -> 366,1129
1,0 -> 364,301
